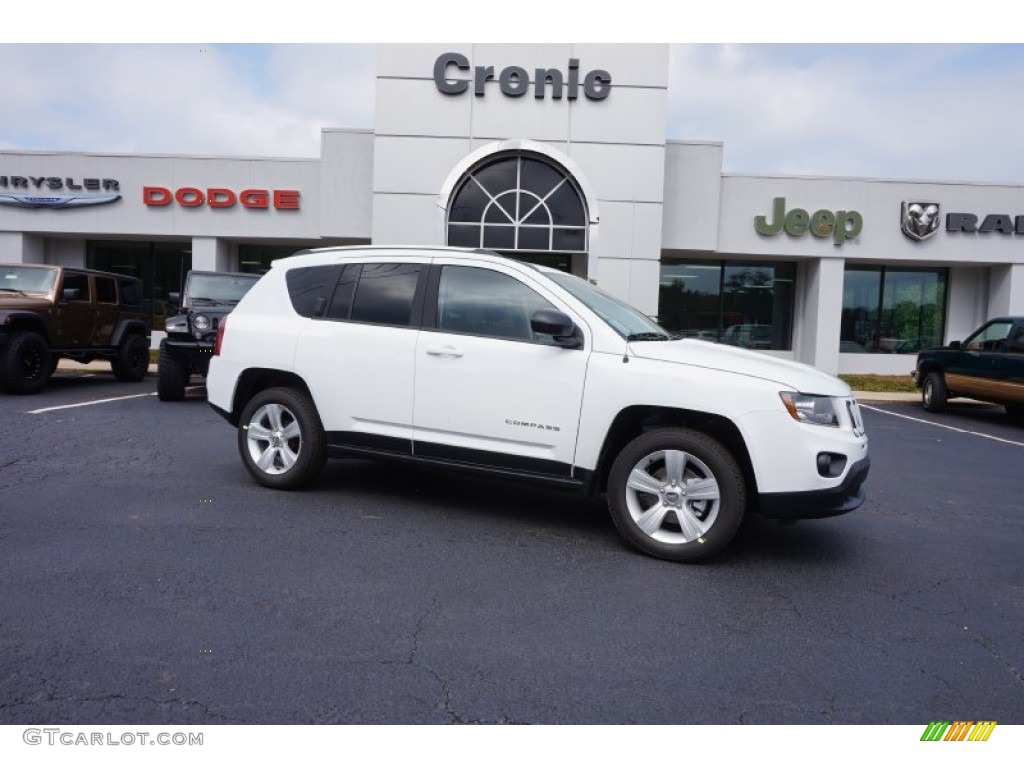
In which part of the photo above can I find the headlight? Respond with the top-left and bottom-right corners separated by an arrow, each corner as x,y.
193,314 -> 211,332
779,392 -> 840,427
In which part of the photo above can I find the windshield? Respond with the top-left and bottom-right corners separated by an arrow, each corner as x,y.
544,271 -> 671,340
0,265 -> 58,295
186,273 -> 260,305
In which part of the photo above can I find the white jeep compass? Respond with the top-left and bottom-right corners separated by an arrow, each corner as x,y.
207,246 -> 869,562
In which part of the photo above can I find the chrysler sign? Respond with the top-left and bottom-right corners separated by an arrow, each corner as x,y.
0,174 -> 121,209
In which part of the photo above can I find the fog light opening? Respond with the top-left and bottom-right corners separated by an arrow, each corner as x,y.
816,452 -> 847,478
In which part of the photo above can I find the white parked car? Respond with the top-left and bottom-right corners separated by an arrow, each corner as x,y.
207,246 -> 869,562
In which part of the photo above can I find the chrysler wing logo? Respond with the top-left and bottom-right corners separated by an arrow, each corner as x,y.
901,201 -> 941,241
0,193 -> 121,210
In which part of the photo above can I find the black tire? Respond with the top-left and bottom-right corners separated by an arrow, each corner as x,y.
921,371 -> 948,413
112,334 -> 150,382
1006,403 -> 1024,419
157,342 -> 188,401
1,331 -> 53,394
237,387 -> 327,490
607,428 -> 746,562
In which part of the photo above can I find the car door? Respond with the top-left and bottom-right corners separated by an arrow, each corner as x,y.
91,275 -> 120,346
995,321 -> 1024,405
412,261 -> 589,478
294,259 -> 427,452
54,271 -> 95,347
945,319 -> 1014,400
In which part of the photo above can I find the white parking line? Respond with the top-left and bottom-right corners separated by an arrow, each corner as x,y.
28,392 -> 157,415
861,404 -> 1024,447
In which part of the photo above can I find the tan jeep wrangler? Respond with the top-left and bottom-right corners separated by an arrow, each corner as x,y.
0,263 -> 151,394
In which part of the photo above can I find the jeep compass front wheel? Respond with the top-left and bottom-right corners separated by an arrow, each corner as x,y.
238,387 -> 327,490
607,429 -> 746,562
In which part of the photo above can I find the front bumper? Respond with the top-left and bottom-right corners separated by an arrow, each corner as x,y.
163,338 -> 216,373
758,455 -> 871,519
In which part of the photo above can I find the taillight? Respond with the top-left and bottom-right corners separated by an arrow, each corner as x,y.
214,314 -> 227,356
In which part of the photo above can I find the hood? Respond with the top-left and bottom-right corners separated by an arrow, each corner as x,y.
628,339 -> 851,396
0,295 -> 51,311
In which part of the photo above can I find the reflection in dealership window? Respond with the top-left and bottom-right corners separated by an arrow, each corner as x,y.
840,266 -> 947,354
657,260 -> 795,350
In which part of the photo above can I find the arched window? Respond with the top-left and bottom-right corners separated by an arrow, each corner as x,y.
447,153 -> 588,254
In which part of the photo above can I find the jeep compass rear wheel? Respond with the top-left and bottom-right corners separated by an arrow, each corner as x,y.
238,388 -> 327,490
607,429 -> 745,562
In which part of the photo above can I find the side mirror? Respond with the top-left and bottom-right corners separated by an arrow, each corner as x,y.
531,309 -> 581,349
168,292 -> 181,311
948,340 -> 961,350
61,288 -> 83,301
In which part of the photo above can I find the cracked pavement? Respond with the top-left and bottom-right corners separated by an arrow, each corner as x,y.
1,376 -> 1022,724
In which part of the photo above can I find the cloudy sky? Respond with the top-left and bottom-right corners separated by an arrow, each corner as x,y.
4,5 -> 1020,185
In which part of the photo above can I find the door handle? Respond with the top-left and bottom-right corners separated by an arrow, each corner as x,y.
425,345 -> 464,358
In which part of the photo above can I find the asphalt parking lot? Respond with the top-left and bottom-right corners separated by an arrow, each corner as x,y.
0,370 -> 1021,725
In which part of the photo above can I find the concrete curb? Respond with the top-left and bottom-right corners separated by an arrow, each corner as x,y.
57,360 -> 158,374
852,390 -> 920,404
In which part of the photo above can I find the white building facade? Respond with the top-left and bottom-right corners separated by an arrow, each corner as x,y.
2,43 -> 1022,375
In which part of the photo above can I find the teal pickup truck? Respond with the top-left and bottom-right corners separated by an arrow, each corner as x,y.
912,317 -> 1024,416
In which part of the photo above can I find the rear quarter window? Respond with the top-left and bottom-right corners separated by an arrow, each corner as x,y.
286,265 -> 342,318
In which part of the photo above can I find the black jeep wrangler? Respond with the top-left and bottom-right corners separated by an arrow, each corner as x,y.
158,270 -> 260,401
0,263 -> 150,394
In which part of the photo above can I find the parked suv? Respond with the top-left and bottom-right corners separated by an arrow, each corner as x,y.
206,247 -> 870,562
0,263 -> 150,394
157,270 -> 260,401
913,317 -> 1024,416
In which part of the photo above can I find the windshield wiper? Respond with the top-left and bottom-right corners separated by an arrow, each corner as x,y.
626,332 -> 672,341
0,287 -> 27,295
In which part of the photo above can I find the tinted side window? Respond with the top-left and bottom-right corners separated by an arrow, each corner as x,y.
964,321 -> 1013,352
95,277 -> 117,304
324,265 -> 360,320
437,266 -> 556,342
62,273 -> 90,302
119,280 -> 142,307
1005,325 -> 1024,354
286,265 -> 341,318
350,263 -> 422,326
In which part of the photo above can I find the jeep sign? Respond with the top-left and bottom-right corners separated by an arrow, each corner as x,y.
755,197 -> 863,246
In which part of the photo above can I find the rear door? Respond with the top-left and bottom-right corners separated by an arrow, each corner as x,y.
995,321 -> 1024,405
91,275 -> 119,346
411,261 -> 590,478
293,258 -> 428,453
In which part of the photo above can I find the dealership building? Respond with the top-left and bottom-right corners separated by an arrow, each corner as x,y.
2,43 -> 1022,375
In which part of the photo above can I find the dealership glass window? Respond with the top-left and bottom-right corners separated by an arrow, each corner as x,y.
238,244 -> 302,275
840,266 -> 947,353
658,260 -> 795,350
447,153 -> 588,269
87,240 -> 191,331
